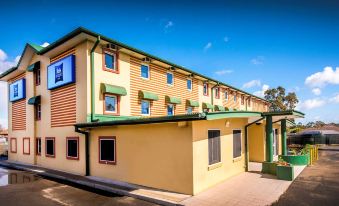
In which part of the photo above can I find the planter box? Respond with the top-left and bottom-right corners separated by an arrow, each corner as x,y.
279,155 -> 309,165
276,165 -> 294,181
262,162 -> 277,175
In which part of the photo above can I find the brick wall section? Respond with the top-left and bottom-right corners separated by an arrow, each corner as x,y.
10,73 -> 26,131
130,57 -> 199,116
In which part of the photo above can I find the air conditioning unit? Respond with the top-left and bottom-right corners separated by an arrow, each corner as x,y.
143,57 -> 151,63
106,44 -> 117,50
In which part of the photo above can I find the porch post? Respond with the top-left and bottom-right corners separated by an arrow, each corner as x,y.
281,119 -> 287,155
265,115 -> 273,162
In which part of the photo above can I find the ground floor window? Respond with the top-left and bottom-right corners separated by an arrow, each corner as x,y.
167,104 -> 174,116
45,137 -> 55,158
23,137 -> 30,155
233,130 -> 242,158
208,130 -> 221,165
10,138 -> 17,153
35,103 -> 41,121
36,138 -> 41,155
141,100 -> 150,116
99,137 -> 116,164
66,137 -> 79,160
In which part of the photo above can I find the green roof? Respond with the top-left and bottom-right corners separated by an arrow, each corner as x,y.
139,90 -> 159,101
101,83 -> 127,96
165,95 -> 181,104
27,61 -> 40,72
186,100 -> 199,107
206,111 -> 262,120
202,102 -> 214,109
27,95 -> 41,105
262,110 -> 305,118
28,43 -> 44,52
214,105 -> 225,111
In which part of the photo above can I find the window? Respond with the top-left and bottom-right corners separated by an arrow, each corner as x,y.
234,94 -> 237,102
225,91 -> 228,101
208,130 -> 221,165
45,137 -> 55,158
10,138 -> 17,153
141,100 -> 150,115
35,103 -> 41,121
187,79 -> 192,91
141,64 -> 149,79
99,137 -> 116,164
186,106 -> 193,114
36,138 -> 41,155
66,137 -> 79,160
203,83 -> 208,96
248,98 -> 251,107
167,104 -> 174,116
167,72 -> 173,85
34,68 -> 41,86
241,96 -> 245,105
103,49 -> 118,73
233,130 -> 242,158
104,94 -> 119,115
23,137 -> 30,155
215,87 -> 220,99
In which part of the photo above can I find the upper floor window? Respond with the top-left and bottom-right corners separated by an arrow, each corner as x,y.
141,100 -> 150,116
234,94 -> 237,102
103,49 -> 118,73
203,83 -> 208,96
248,98 -> 251,107
225,91 -> 228,101
35,103 -> 41,121
241,96 -> 245,105
34,68 -> 41,86
167,104 -> 174,116
215,87 -> 220,99
167,72 -> 173,86
141,64 -> 149,79
187,79 -> 192,91
104,94 -> 118,115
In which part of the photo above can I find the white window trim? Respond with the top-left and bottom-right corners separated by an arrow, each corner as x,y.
187,78 -> 192,91
104,51 -> 117,71
141,100 -> 151,116
141,64 -> 150,80
104,94 -> 118,114
203,83 -> 208,95
232,129 -> 243,159
99,138 -> 116,163
167,72 -> 174,86
167,104 -> 175,116
215,87 -> 220,98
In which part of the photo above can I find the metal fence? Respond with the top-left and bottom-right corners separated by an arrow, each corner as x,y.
287,134 -> 339,145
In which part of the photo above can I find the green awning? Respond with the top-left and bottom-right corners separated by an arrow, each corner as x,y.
27,61 -> 40,72
214,105 -> 225,111
27,95 -> 41,105
202,102 -> 213,109
186,100 -> 199,107
165,96 -> 181,104
139,90 -> 159,101
101,83 -> 127,96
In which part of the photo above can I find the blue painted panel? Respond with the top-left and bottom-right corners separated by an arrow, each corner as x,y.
9,78 -> 26,102
47,55 -> 75,90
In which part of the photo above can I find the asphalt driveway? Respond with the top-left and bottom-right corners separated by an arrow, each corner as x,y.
273,148 -> 339,206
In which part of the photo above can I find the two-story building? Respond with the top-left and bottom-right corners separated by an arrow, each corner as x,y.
0,27 -> 303,195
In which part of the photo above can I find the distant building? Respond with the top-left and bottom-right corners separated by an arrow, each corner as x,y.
288,129 -> 339,145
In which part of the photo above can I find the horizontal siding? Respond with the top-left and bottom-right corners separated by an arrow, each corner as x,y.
130,57 -> 199,116
50,48 -> 76,63
12,99 -> 26,131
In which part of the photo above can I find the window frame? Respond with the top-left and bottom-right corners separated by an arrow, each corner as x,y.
232,129 -> 242,159
248,98 -> 251,107
66,137 -> 79,160
36,137 -> 41,156
141,100 -> 151,116
215,87 -> 220,99
234,93 -> 237,103
166,72 -> 174,86
102,48 -> 119,73
98,136 -> 116,165
208,129 -> 221,165
203,83 -> 209,96
35,103 -> 41,121
10,138 -> 17,153
22,137 -> 30,155
187,79 -> 192,91
241,95 -> 245,105
140,64 -> 150,80
167,104 -> 175,116
45,137 -> 55,158
224,91 -> 228,101
103,93 -> 120,115
34,68 -> 41,86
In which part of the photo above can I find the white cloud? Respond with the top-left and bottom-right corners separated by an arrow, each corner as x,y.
0,49 -> 20,74
250,56 -> 265,65
40,42 -> 50,47
165,21 -> 174,29
330,94 -> 339,103
204,42 -> 212,51
305,66 -> 339,88
223,36 -> 229,43
253,84 -> 269,97
312,88 -> 321,96
243,80 -> 261,89
297,98 -> 326,110
214,69 -> 233,76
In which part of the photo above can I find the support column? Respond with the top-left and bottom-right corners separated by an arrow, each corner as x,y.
281,119 -> 287,155
265,115 -> 273,162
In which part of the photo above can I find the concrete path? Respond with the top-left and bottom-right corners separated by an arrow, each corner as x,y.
273,149 -> 339,206
182,163 -> 305,206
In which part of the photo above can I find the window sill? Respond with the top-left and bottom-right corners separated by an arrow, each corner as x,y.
208,162 -> 222,171
233,156 -> 242,162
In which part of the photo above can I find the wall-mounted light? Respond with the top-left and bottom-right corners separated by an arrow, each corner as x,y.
225,120 -> 230,127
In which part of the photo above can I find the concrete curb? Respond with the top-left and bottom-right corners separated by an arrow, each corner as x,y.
0,161 -> 184,206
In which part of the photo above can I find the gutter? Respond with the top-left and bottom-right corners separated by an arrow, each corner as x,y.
75,126 -> 90,176
90,36 -> 101,122
244,117 -> 265,171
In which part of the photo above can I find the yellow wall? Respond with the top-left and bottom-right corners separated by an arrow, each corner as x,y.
191,118 -> 247,194
248,124 -> 265,162
89,122 -> 194,194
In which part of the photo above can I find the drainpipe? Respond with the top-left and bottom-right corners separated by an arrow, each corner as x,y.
211,82 -> 219,111
91,36 -> 101,122
75,126 -> 90,176
244,117 -> 265,171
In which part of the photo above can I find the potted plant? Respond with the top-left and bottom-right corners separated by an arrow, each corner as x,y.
276,157 -> 294,181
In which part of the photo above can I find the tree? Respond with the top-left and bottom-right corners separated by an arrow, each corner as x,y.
264,86 -> 299,111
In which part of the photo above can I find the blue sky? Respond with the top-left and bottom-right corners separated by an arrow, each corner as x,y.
0,0 -> 339,127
